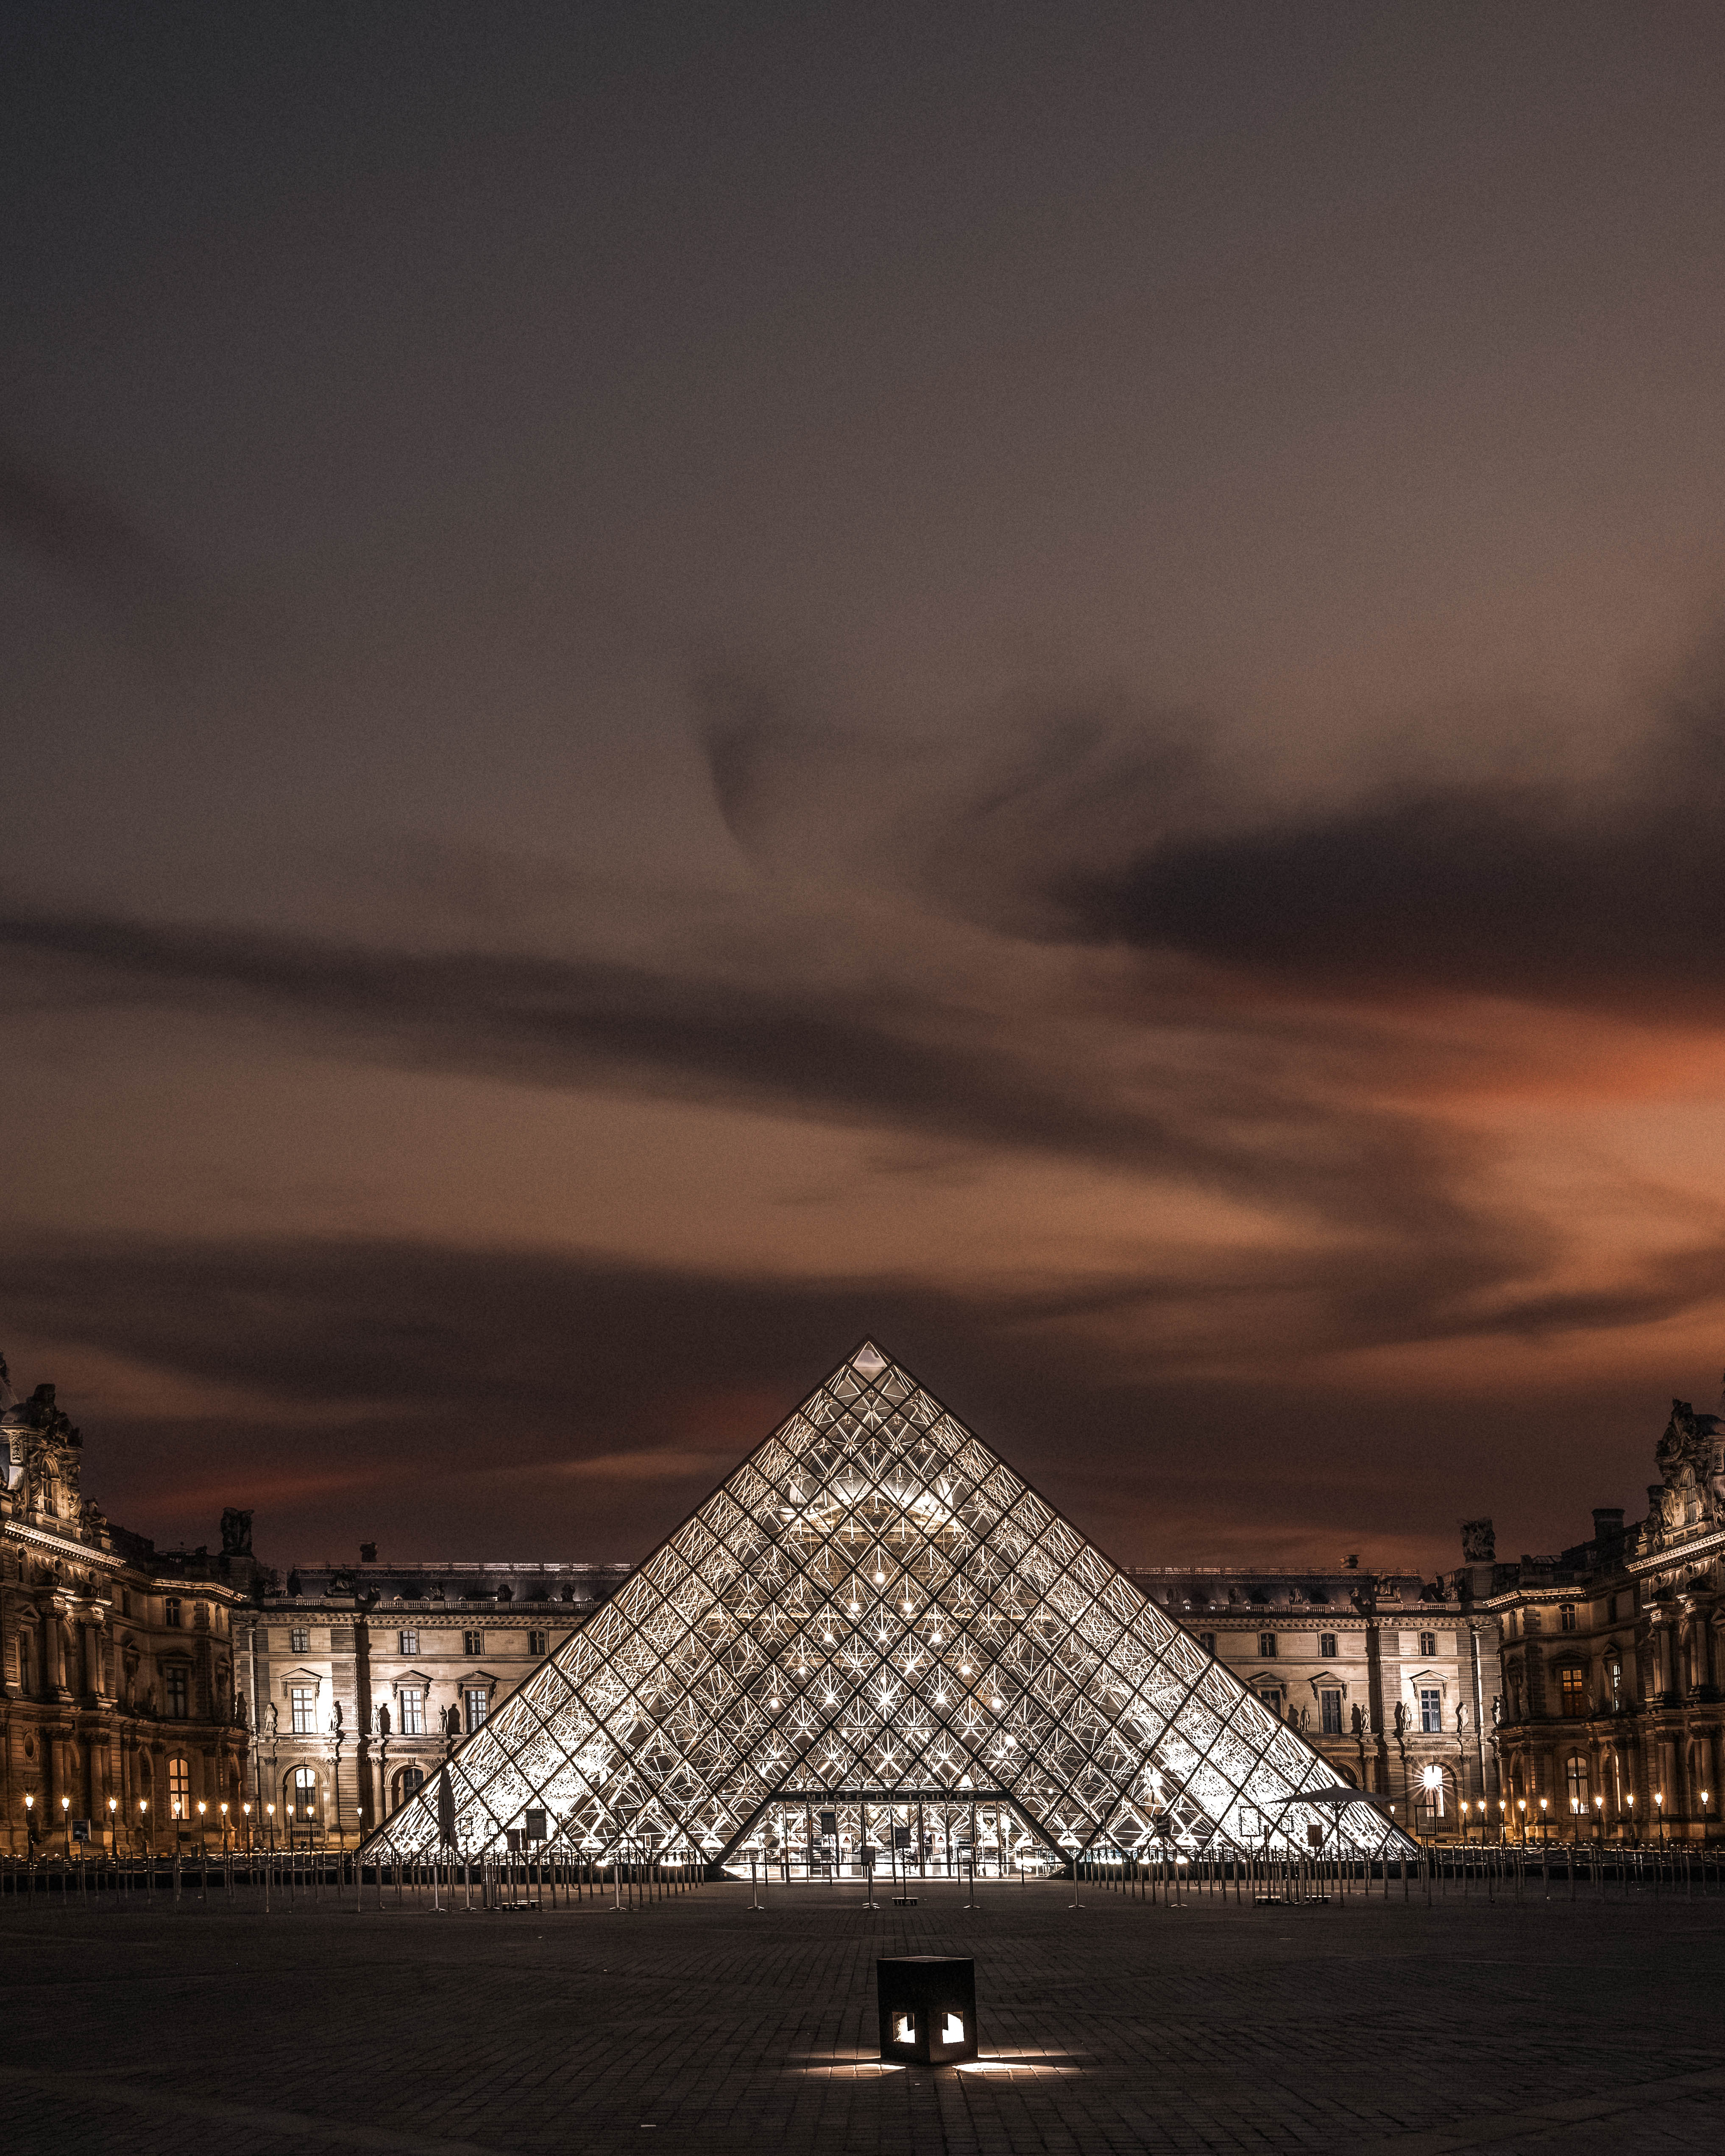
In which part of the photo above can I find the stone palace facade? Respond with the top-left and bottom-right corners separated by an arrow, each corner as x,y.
5,1342 -> 1722,1851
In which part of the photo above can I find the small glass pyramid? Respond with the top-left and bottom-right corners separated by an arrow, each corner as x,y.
364,1342 -> 1406,1864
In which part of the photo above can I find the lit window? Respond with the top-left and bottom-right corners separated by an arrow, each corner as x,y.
165,1666 -> 190,1719
1559,1604 -> 1577,1634
529,1630 -> 549,1657
1559,1666 -> 1587,1719
1418,1687 -> 1442,1733
1258,1633 -> 1277,1659
165,1598 -> 182,1628
1608,1657 -> 1622,1709
289,1766 -> 318,1820
1564,1752 -> 1589,1811
1320,1689 -> 1343,1734
1319,1633 -> 1338,1658
290,1684 -> 318,1735
465,1686 -> 489,1732
399,1686 -> 425,1736
167,1755 -> 190,1817
1418,1631 -> 1437,1658
289,1627 -> 309,1654
399,1629 -> 418,1656
463,1630 -> 483,1657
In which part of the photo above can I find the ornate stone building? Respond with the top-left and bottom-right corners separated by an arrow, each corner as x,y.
239,1557 -> 626,1845
12,1341 -> 1723,1852
1128,1561 -> 1501,1833
1486,1389 -> 1725,1844
1,1354 -> 254,1855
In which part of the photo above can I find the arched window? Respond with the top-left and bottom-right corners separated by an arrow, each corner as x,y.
1565,1752 -> 1590,1814
287,1766 -> 318,1822
392,1765 -> 426,1810
167,1755 -> 191,1819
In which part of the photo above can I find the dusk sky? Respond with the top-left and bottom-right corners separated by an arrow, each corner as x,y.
7,2 -> 1725,1576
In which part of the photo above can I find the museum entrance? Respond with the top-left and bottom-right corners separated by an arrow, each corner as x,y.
719,1788 -> 1059,1880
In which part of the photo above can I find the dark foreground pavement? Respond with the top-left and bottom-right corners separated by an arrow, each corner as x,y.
3,1877 -> 1722,2155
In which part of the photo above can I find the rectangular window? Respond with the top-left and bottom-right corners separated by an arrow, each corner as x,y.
168,1757 -> 190,1817
399,1687 -> 425,1735
1524,1608 -> 1541,1632
1320,1689 -> 1343,1735
1319,1632 -> 1338,1658
1560,1603 -> 1577,1633
289,1627 -> 309,1654
120,1589 -> 132,1618
465,1687 -> 489,1732
1607,1592 -> 1619,1621
1608,1657 -> 1622,1709
399,1629 -> 418,1656
1257,1687 -> 1284,1717
1258,1633 -> 1277,1658
192,1601 -> 210,1630
290,1684 -> 318,1735
165,1597 -> 182,1627
463,1629 -> 483,1657
1198,1632 -> 1216,1654
528,1630 -> 549,1657
165,1666 -> 189,1718
1418,1686 -> 1442,1733
1418,1631 -> 1438,1658
1559,1666 -> 1587,1718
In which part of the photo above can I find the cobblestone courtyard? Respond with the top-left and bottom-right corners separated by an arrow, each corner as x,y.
4,1877 -> 1722,2155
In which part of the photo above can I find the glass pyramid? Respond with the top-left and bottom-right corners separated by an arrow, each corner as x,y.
365,1342 -> 1407,1865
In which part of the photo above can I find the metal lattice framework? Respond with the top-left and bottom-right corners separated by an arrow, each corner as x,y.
362,1342 -> 1407,1863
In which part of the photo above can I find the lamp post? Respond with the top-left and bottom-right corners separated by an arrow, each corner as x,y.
1538,1796 -> 1549,1862
1593,1793 -> 1604,1866
1516,1797 -> 1527,1847
265,1800 -> 276,1854
219,1801 -> 230,1854
1625,1789 -> 1635,1844
196,1799 -> 207,1856
242,1801 -> 252,1852
137,1797 -> 148,1856
107,1795 -> 118,1854
61,1793 -> 72,1860
1655,1789 -> 1666,1854
23,1791 -> 35,1856
1702,1788 -> 1712,1844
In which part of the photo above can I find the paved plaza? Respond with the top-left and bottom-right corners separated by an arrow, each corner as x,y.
3,1875 -> 1722,2155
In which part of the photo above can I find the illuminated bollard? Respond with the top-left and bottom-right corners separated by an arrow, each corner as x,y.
877,1955 -> 978,2066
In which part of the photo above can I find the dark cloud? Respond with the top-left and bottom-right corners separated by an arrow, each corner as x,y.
0,1232 -> 1700,1570
0,903 -> 1494,1263
0,440 -> 185,604
1065,695 -> 1725,1016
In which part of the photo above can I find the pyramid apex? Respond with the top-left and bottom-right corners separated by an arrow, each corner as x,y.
848,1340 -> 889,1378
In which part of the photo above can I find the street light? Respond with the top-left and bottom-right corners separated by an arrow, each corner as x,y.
1516,1797 -> 1527,1847
107,1796 -> 118,1854
196,1799 -> 207,1856
265,1801 -> 276,1854
23,1791 -> 35,1855
242,1801 -> 252,1852
1538,1796 -> 1549,1859
137,1797 -> 148,1855
1702,1788 -> 1712,1844
219,1801 -> 230,1853
1655,1789 -> 1666,1854
61,1793 -> 72,1860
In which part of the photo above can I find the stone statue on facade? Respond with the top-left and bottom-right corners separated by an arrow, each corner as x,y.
220,1508 -> 253,1557
1460,1518 -> 1495,1563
